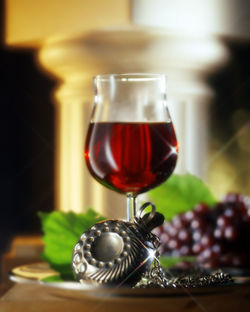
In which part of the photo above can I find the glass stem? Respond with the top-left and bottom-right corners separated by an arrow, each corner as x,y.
126,193 -> 136,222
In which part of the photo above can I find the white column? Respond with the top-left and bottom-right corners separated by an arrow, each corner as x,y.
184,96 -> 211,178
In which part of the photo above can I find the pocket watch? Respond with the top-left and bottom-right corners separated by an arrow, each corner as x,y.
72,202 -> 164,287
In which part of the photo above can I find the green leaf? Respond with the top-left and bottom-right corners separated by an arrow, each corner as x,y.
42,275 -> 64,283
148,174 -> 216,221
38,208 -> 105,280
159,256 -> 195,268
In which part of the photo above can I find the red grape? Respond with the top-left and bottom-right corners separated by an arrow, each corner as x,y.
217,215 -> 232,229
178,229 -> 191,242
214,227 -> 224,239
200,234 -> 215,247
192,243 -> 204,254
194,203 -> 209,214
190,217 -> 204,230
224,226 -> 238,240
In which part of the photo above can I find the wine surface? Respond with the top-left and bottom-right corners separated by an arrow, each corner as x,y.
85,122 -> 178,195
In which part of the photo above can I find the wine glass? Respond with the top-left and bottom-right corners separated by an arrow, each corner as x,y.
84,73 -> 178,221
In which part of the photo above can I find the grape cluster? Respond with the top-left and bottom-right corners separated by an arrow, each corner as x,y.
155,193 -> 250,268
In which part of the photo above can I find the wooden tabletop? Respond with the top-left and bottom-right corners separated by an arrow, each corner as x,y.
1,282 -> 250,312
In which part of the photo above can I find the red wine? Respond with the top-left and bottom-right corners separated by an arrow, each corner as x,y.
85,122 -> 178,195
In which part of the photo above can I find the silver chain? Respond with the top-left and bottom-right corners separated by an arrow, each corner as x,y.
134,241 -> 233,288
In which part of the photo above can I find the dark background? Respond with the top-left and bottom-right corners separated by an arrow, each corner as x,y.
208,39 -> 250,192
0,0 -> 249,274
0,1 -> 56,258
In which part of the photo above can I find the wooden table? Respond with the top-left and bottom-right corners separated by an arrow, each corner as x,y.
1,281 -> 250,312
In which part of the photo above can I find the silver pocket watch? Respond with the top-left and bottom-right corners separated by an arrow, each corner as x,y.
72,203 -> 164,287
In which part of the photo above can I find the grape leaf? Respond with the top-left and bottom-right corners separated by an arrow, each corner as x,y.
42,275 -> 64,283
148,174 -> 216,221
38,208 -> 105,280
159,256 -> 195,268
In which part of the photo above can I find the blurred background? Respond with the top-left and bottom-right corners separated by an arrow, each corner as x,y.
0,0 -> 250,285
